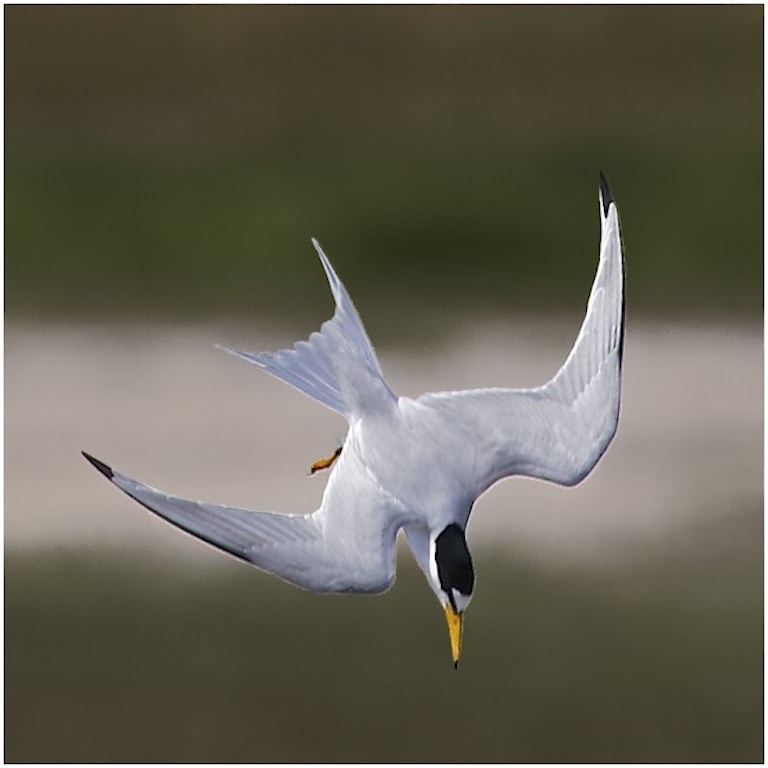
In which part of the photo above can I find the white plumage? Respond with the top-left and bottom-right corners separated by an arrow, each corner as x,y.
84,175 -> 624,665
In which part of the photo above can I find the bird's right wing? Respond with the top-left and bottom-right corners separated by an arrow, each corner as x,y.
82,447 -> 405,594
218,239 -> 396,422
418,175 -> 624,496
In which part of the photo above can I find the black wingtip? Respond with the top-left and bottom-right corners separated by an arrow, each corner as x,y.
82,451 -> 114,480
599,171 -> 613,217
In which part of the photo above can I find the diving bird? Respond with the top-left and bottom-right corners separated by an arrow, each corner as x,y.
83,174 -> 624,668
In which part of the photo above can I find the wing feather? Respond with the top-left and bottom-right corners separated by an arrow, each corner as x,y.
418,175 -> 624,495
82,447 -> 405,594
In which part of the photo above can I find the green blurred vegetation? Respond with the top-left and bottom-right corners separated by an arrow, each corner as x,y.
5,543 -> 761,763
5,5 -> 763,330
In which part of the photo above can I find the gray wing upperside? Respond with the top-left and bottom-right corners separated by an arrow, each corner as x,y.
418,174 -> 624,495
82,450 -> 401,594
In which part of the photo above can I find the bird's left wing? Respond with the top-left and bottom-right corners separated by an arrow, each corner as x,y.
417,175 -> 624,496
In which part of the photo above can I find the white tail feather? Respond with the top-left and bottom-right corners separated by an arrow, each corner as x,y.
219,240 -> 396,420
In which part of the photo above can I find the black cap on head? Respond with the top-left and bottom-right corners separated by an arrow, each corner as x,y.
435,523 -> 474,610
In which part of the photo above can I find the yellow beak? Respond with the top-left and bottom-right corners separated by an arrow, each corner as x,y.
444,604 -> 464,669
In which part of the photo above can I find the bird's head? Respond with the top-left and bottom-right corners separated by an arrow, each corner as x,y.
429,523 -> 475,668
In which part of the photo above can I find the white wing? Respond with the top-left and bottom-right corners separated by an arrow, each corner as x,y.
218,239 -> 396,422
82,446 -> 406,594
418,174 -> 624,496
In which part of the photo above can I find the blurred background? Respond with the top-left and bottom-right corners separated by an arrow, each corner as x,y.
5,5 -> 762,762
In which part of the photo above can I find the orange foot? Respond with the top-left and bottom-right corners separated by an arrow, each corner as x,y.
309,446 -> 342,475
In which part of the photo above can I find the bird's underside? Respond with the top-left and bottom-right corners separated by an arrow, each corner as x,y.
84,175 -> 624,595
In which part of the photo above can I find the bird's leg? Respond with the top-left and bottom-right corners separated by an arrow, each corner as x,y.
309,445 -> 342,475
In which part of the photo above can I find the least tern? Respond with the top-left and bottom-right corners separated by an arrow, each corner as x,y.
83,174 -> 624,668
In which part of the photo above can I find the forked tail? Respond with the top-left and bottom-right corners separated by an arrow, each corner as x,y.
219,240 -> 396,420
